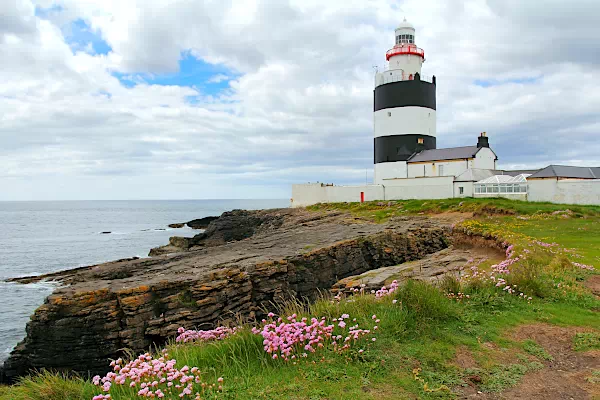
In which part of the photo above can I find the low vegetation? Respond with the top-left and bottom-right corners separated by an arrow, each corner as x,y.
308,197 -> 600,222
2,198 -> 599,399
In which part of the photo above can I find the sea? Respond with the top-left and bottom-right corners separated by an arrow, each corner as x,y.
0,199 -> 289,363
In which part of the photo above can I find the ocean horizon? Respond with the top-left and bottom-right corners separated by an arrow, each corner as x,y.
0,199 -> 289,363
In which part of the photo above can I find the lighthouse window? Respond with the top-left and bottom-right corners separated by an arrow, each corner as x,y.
396,34 -> 415,44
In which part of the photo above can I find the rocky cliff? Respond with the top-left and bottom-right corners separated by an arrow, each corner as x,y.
1,209 -> 449,383
149,209 -> 288,256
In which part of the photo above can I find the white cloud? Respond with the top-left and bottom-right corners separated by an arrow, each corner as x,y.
207,74 -> 230,84
1,0 -> 599,200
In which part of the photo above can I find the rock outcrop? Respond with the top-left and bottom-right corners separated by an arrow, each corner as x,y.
186,216 -> 219,229
1,209 -> 450,383
149,210 -> 287,256
167,217 -> 219,230
332,246 -> 497,294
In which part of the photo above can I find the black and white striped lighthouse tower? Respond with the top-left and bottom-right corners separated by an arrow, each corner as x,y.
373,19 -> 436,184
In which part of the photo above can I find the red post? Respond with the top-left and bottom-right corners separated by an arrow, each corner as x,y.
360,192 -> 365,203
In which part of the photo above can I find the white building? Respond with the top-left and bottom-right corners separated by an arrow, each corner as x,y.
290,20 -> 600,207
526,166 -> 600,205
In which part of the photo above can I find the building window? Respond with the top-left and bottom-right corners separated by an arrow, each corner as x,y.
417,138 -> 424,144
439,165 -> 444,176
459,187 -> 464,195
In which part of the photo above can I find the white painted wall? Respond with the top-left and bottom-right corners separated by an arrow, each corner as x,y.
374,108 -> 436,138
454,182 -> 474,198
292,177 -> 455,206
387,54 -> 423,76
385,177 -> 454,199
291,184 -> 385,208
528,179 -> 600,205
374,162 -> 407,184
407,160 -> 470,178
405,149 -> 496,179
375,69 -> 404,87
291,178 -> 600,208
472,147 -> 497,170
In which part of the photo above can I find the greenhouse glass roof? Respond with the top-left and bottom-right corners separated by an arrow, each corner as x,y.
475,174 -> 531,184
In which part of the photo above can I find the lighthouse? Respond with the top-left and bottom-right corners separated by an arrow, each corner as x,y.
373,19 -> 437,184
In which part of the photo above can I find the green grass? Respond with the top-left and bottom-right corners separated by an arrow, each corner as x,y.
522,340 -> 553,361
503,217 -> 600,267
4,284 -> 598,400
573,332 -> 600,352
3,199 -> 600,400
307,198 -> 600,223
1,371 -> 98,400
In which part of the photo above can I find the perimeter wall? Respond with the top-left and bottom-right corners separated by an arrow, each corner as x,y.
291,177 -> 455,207
528,179 -> 600,205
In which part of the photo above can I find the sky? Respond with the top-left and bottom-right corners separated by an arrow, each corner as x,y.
1,0 -> 599,201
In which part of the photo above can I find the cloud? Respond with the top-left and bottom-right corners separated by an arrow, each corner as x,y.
1,0 -> 599,200
208,74 -> 230,84
0,0 -> 37,39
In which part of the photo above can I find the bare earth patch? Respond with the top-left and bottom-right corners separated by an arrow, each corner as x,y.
455,346 -> 479,370
583,274 -> 600,298
460,323 -> 600,399
428,211 -> 475,225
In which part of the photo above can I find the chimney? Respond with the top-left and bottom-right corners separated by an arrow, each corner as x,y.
477,132 -> 489,148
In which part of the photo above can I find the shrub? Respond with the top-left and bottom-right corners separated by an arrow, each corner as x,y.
506,259 -> 551,298
395,280 -> 460,330
439,274 -> 461,295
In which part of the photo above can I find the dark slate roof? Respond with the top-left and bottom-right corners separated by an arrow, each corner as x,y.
528,165 -> 600,179
408,146 -> 497,163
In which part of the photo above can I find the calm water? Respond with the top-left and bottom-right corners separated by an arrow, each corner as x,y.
0,199 -> 288,362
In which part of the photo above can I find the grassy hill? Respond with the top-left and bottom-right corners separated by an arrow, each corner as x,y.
2,198 -> 599,399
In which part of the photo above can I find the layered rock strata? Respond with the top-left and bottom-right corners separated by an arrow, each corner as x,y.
332,246 -> 501,294
1,209 -> 449,383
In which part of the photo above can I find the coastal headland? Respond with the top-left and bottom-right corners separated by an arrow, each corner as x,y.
1,208 -> 454,383
1,199 -> 599,399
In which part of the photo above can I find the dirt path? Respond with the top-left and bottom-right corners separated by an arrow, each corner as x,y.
460,324 -> 600,399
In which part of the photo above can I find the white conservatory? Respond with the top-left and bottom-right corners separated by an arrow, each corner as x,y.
474,174 -> 530,199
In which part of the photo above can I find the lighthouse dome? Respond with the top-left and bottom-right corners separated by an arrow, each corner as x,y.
396,19 -> 415,31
